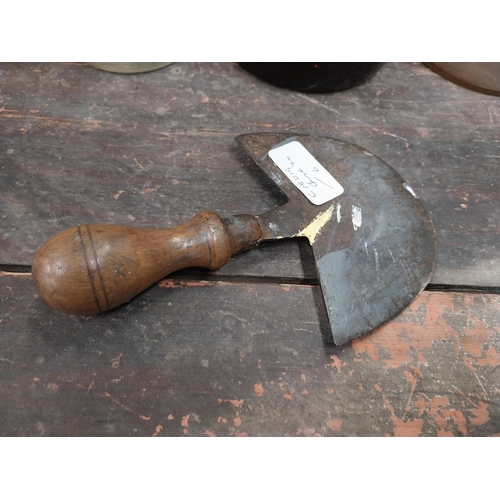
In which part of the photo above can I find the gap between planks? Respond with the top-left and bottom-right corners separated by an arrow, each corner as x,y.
1,266 -> 499,294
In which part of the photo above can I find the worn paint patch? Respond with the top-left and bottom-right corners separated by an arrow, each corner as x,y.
470,402 -> 490,426
391,388 -> 484,437
351,293 -> 499,434
303,428 -> 317,436
352,293 -> 457,368
392,417 -> 424,437
426,396 -> 467,436
379,389 -> 424,436
152,425 -> 163,437
254,383 -> 264,397
327,420 -> 342,430
327,355 -> 344,373
296,204 -> 335,244
477,347 -> 500,367
218,398 -> 244,408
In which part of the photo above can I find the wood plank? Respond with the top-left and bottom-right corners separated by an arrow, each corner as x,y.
1,272 -> 499,436
1,62 -> 500,286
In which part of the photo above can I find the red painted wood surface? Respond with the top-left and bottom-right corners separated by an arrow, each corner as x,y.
1,272 -> 499,436
1,62 -> 500,436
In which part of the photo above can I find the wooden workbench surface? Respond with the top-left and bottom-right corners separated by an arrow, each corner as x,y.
1,62 -> 499,436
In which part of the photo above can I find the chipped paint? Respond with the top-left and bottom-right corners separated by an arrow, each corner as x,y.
470,402 -> 490,426
364,298 -> 498,435
379,389 -> 424,436
152,425 -> 163,437
3,265 -> 500,437
425,396 -> 468,436
327,420 -> 343,430
328,355 -> 344,372
304,428 -> 320,436
296,203 -> 335,244
477,347 -> 500,367
352,293 -> 475,369
351,205 -> 362,230
392,417 -> 424,437
218,398 -> 244,408
336,203 -> 342,223
254,383 -> 264,397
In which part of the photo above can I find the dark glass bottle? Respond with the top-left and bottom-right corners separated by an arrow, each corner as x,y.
237,62 -> 385,93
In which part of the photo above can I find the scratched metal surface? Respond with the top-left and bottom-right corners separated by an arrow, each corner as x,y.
1,273 -> 499,436
237,132 -> 436,344
1,62 -> 500,286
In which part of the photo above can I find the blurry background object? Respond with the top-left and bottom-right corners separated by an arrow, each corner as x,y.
237,62 -> 385,93
426,63 -> 500,96
87,62 -> 172,74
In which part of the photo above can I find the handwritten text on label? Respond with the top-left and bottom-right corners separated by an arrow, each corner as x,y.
268,140 -> 344,205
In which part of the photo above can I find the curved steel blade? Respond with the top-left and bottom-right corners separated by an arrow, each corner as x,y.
236,133 -> 437,345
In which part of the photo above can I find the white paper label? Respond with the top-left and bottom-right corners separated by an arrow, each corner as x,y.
268,140 -> 344,205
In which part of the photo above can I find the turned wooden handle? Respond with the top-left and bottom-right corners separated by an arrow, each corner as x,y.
31,212 -> 263,315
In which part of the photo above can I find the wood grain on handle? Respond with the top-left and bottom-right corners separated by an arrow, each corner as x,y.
31,212 -> 263,315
